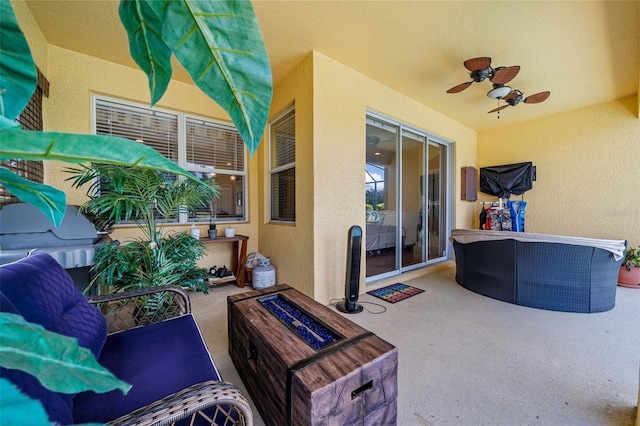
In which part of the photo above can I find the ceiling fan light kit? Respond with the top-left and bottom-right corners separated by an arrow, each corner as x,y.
447,57 -> 550,116
487,86 -> 511,99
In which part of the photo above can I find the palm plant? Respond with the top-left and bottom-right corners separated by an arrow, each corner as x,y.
68,164 -> 217,242
67,163 -> 218,295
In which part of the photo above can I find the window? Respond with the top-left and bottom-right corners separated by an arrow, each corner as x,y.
185,118 -> 245,222
93,96 -> 247,223
269,108 -> 295,222
0,68 -> 49,207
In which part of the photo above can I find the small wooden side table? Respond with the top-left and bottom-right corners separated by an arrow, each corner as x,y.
201,235 -> 249,288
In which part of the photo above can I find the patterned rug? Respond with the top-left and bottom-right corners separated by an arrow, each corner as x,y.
367,283 -> 424,304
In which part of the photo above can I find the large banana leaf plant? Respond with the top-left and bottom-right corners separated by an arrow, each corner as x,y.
0,0 -> 271,227
0,0 -> 272,421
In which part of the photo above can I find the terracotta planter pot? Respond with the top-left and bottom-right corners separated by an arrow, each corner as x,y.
617,266 -> 640,288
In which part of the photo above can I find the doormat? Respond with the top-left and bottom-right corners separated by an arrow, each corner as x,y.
367,283 -> 424,304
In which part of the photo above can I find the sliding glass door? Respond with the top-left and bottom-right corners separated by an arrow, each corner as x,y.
400,129 -> 425,269
365,112 -> 451,281
427,141 -> 447,260
365,118 -> 398,277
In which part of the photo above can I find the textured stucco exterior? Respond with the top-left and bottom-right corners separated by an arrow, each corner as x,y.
478,96 -> 640,246
262,51 -> 477,302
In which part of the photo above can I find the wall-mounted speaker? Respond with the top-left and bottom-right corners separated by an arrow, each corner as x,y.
461,166 -> 477,201
336,225 -> 364,314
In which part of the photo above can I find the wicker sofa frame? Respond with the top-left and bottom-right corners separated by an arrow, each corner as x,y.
87,286 -> 253,426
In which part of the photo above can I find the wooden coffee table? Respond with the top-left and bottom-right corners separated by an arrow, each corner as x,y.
228,284 -> 398,426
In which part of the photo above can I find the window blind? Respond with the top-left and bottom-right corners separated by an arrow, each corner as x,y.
271,111 -> 295,169
94,99 -> 178,162
186,118 -> 244,172
270,109 -> 296,222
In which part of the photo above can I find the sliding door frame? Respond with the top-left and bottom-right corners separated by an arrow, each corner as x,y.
365,111 -> 453,284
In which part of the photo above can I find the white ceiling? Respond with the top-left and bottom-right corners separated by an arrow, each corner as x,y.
24,0 -> 639,132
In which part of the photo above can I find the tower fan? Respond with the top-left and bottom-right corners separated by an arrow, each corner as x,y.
336,225 -> 364,314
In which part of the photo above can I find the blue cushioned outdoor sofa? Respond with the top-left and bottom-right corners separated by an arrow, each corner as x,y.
0,250 -> 253,425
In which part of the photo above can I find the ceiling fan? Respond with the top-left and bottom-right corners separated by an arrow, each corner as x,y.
447,56 -> 551,116
487,90 -> 551,114
446,57 -> 520,95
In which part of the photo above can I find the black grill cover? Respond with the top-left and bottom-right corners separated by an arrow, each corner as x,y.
479,162 -> 533,199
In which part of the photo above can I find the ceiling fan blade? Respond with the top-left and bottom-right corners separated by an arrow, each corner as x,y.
491,66 -> 520,84
524,91 -> 551,104
463,57 -> 491,72
488,105 -> 509,113
447,82 -> 473,93
501,92 -> 518,101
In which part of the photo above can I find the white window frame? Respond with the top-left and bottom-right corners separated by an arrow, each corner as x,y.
268,106 -> 296,223
91,95 -> 248,224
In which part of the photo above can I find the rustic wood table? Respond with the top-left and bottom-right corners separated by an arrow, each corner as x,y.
228,284 -> 398,426
201,234 -> 248,288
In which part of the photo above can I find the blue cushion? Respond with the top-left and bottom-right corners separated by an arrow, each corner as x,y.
73,314 -> 221,424
1,251 -> 107,425
0,251 -> 107,358
0,292 -> 74,425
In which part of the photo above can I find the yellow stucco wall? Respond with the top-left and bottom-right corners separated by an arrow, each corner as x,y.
258,53 -> 316,297
25,44 -> 478,303
260,51 -> 477,303
11,0 -> 47,73
38,45 -> 260,269
478,96 -> 640,246
309,52 -> 477,303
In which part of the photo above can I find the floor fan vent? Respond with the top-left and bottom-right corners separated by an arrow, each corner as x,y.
336,225 -> 364,314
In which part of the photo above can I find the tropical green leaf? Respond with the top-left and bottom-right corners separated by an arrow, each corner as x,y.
119,0 -> 172,105
157,0 -> 272,154
0,128 -> 200,182
0,115 -> 20,129
0,0 -> 37,121
0,378 -> 51,425
0,313 -> 131,395
0,168 -> 66,227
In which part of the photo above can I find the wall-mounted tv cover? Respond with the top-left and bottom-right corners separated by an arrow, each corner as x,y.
479,162 -> 534,199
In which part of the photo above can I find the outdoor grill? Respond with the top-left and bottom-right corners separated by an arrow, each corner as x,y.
0,203 -> 102,290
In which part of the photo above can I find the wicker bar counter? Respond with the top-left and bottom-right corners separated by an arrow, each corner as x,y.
449,229 -> 626,313
228,284 -> 397,426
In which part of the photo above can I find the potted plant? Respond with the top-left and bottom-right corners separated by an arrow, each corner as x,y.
618,245 -> 640,288
208,219 -> 218,239
67,163 -> 219,297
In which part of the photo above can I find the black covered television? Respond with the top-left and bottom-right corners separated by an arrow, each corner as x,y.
479,162 -> 534,199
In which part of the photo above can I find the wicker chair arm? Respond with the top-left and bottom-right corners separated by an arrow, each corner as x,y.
108,380 -> 253,426
87,286 -> 191,333
87,285 -> 191,310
